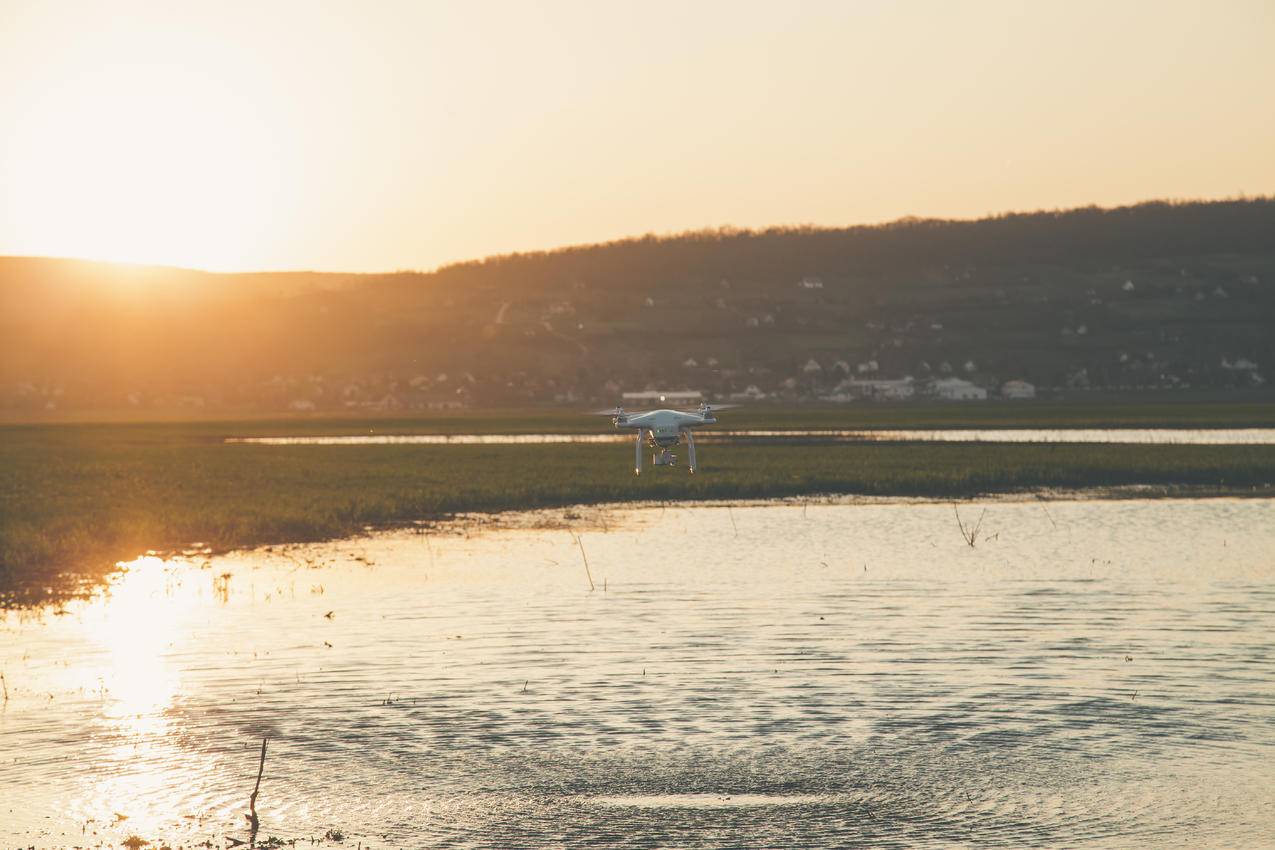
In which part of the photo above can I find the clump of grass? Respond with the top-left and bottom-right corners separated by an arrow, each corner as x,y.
954,506 -> 987,548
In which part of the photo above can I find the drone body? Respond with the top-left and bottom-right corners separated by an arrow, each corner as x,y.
595,402 -> 732,474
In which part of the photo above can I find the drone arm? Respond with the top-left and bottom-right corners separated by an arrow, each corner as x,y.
634,428 -> 643,476
685,429 -> 697,474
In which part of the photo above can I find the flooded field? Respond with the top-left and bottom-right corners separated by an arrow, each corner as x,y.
227,428 -> 1275,445
3,498 -> 1274,848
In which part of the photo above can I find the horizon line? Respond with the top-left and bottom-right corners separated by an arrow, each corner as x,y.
2,193 -> 1269,278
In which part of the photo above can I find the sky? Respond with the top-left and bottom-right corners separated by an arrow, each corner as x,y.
1,0 -> 1272,272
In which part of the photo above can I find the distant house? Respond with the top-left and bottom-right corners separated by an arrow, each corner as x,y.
1122,280 -> 1136,292
682,357 -> 699,368
834,376 -> 915,401
798,276 -> 824,289
802,358 -> 823,374
1001,380 -> 1036,399
934,377 -> 987,401
622,389 -> 703,407
1222,357 -> 1258,371
730,384 -> 769,401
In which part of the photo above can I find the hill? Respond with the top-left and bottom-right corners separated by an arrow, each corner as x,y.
2,198 -> 1273,417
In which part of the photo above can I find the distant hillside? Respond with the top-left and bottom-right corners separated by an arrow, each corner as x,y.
3,198 -> 1273,417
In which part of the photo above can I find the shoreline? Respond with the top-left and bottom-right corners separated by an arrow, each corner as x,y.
7,482 -> 1272,610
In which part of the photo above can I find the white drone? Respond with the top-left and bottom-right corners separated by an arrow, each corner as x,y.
592,400 -> 736,474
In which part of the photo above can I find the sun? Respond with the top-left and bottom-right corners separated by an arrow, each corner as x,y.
4,57 -> 287,271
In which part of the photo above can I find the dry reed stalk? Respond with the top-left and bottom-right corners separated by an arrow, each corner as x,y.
248,737 -> 267,847
953,505 -> 986,548
572,533 -> 596,591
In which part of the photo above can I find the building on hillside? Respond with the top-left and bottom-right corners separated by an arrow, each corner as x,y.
730,384 -> 769,401
831,376 -> 915,401
934,377 -> 987,401
1000,380 -> 1036,399
798,276 -> 824,289
622,389 -> 704,407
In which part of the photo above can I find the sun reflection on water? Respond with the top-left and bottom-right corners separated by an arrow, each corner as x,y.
68,555 -> 210,832
87,556 -> 189,725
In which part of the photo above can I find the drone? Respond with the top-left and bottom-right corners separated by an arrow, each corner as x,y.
591,400 -> 736,474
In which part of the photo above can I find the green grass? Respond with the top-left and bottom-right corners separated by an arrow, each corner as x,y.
3,403 -> 1275,604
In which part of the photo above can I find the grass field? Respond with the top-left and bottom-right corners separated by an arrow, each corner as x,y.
4,401 -> 1275,604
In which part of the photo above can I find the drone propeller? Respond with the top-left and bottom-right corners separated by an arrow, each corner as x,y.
696,402 -> 741,412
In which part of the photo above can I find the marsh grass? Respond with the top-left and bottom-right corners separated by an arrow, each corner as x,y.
3,408 -> 1275,603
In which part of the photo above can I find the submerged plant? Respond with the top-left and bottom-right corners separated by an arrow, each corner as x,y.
954,505 -> 987,548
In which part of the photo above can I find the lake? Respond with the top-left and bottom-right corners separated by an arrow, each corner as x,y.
3,498 -> 1273,848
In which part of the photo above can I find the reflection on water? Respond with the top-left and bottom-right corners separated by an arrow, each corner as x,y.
227,427 -> 1275,445
2,498 -> 1274,848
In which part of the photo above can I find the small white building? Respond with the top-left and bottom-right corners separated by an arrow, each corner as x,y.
934,377 -> 987,401
622,389 -> 704,406
798,276 -> 824,289
835,376 -> 915,401
802,358 -> 823,374
1001,380 -> 1036,399
730,384 -> 769,401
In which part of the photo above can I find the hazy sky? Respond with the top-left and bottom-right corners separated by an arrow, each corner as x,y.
1,0 -> 1272,272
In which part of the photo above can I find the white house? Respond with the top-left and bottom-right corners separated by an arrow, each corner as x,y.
622,389 -> 704,406
835,376 -> 915,401
934,377 -> 987,401
802,358 -> 823,374
1001,380 -> 1036,399
798,276 -> 824,289
730,384 -> 769,401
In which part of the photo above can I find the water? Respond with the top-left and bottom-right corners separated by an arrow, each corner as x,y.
3,498 -> 1274,848
226,428 -> 1275,445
